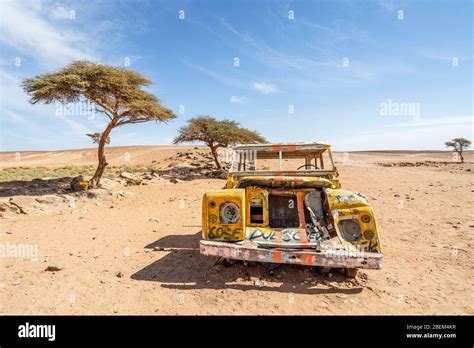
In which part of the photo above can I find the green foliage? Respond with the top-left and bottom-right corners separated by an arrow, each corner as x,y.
173,116 -> 267,169
22,60 -> 176,125
445,138 -> 471,150
173,116 -> 266,148
0,165 -> 157,182
445,137 -> 471,163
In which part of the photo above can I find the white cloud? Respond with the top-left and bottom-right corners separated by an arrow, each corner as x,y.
4,110 -> 34,128
388,115 -> 473,128
58,116 -> 93,137
220,18 -> 335,71
181,59 -> 247,89
373,0 -> 396,12
252,82 -> 279,94
219,17 -> 413,86
333,117 -> 473,151
229,96 -> 247,104
0,69 -> 104,141
418,50 -> 471,62
49,6 -> 74,20
0,1 -> 94,66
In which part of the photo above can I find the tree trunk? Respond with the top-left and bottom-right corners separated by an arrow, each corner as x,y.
89,123 -> 115,188
460,152 -> 464,163
209,145 -> 221,170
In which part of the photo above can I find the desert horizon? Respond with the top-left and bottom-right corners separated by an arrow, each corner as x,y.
3,145 -> 474,153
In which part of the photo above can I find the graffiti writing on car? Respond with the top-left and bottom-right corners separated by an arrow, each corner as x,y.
281,229 -> 301,242
248,228 -> 304,243
208,226 -> 242,240
248,228 -> 275,241
357,239 -> 379,253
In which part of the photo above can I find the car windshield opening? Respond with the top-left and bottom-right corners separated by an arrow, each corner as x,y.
230,148 -> 334,172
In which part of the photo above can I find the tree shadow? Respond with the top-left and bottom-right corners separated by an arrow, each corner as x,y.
131,232 -> 364,295
0,177 -> 74,197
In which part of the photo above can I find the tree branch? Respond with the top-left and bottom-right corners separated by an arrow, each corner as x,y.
115,118 -> 150,126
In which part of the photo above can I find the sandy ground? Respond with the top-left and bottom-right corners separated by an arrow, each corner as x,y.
0,146 -> 473,314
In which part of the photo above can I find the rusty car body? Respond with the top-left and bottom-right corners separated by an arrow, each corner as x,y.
200,142 -> 383,273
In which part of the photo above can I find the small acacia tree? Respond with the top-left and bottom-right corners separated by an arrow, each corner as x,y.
445,138 -> 471,163
173,116 -> 267,169
23,60 -> 176,187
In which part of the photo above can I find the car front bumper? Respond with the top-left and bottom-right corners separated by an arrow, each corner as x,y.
200,240 -> 383,269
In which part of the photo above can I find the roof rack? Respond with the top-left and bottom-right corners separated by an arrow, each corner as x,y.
232,142 -> 330,152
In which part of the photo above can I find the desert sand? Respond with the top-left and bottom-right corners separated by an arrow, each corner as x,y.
0,146 -> 473,315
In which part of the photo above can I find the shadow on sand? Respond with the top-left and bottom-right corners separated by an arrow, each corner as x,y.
0,177 -> 74,197
131,232 -> 364,295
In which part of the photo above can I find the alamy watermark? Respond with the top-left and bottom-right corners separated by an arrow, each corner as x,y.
380,99 -> 420,118
55,100 -> 96,119
0,242 -> 38,261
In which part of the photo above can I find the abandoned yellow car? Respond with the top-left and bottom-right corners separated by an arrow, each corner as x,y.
200,142 -> 383,274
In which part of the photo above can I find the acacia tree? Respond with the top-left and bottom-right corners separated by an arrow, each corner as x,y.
445,138 -> 471,163
173,116 -> 267,169
22,60 -> 176,187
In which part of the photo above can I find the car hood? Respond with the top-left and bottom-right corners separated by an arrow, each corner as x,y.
236,176 -> 335,189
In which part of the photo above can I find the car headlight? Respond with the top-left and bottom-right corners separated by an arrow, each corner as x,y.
338,219 -> 362,242
220,202 -> 240,224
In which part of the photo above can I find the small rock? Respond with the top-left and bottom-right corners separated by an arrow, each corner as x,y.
142,173 -> 154,180
45,264 -> 64,272
8,196 -> 38,214
115,271 -> 123,278
119,172 -> 134,179
112,191 -> 133,198
149,218 -> 160,223
99,178 -> 117,189
87,188 -> 111,199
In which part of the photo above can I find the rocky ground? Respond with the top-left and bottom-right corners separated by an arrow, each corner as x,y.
0,147 -> 473,315
0,148 -> 226,218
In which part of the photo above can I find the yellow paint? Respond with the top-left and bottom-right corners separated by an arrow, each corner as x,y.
245,186 -> 269,227
202,189 -> 246,241
325,188 -> 382,253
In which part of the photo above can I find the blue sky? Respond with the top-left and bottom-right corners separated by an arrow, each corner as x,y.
0,0 -> 472,151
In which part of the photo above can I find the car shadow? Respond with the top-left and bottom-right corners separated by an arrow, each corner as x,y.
131,232 -> 364,295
